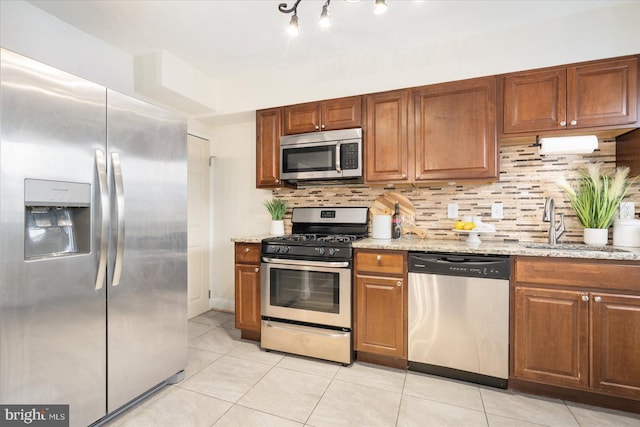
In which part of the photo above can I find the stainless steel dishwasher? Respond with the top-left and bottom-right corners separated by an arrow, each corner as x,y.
408,252 -> 510,388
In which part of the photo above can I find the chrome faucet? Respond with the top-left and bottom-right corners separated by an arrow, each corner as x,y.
543,197 -> 565,244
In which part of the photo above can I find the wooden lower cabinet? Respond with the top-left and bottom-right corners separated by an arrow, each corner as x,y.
234,242 -> 261,340
513,286 -> 589,388
511,256 -> 640,411
591,293 -> 640,399
354,249 -> 407,368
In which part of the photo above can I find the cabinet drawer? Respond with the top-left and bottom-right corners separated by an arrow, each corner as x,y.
235,243 -> 261,264
514,256 -> 640,292
355,250 -> 405,275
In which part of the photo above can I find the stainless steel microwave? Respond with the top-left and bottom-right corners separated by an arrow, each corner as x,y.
280,128 -> 362,181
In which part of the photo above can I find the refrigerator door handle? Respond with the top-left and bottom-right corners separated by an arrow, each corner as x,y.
111,152 -> 125,287
95,149 -> 109,290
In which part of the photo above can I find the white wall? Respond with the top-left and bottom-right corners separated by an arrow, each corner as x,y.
209,121 -> 272,311
217,1 -> 640,114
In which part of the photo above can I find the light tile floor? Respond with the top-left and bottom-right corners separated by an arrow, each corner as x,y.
104,310 -> 640,427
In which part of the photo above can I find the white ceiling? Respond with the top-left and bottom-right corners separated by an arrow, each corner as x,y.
28,0 -> 630,80
26,0 -> 636,118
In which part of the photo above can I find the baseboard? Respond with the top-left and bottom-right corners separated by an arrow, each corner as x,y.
209,297 -> 234,312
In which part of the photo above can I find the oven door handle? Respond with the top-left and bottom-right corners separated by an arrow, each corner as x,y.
263,320 -> 350,338
262,257 -> 350,268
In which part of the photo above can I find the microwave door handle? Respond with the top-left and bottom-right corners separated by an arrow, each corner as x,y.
335,142 -> 341,173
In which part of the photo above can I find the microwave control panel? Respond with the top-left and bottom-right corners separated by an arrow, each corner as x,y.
340,143 -> 359,170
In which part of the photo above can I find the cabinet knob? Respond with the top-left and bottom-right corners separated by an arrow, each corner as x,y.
321,124 -> 326,129
570,120 -> 577,126
275,179 -> 280,184
315,125 -> 320,130
560,120 -> 567,127
397,281 -> 402,287
254,267 -> 259,273
401,174 -> 406,179
376,255 -> 382,261
581,295 -> 589,302
243,247 -> 250,253
415,174 -> 419,179
594,296 -> 602,303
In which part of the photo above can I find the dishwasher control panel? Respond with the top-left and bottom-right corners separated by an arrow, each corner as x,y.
408,252 -> 510,280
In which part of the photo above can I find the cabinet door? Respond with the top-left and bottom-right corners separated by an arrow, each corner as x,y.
414,77 -> 498,181
321,96 -> 362,131
502,69 -> 567,133
568,57 -> 638,129
513,286 -> 589,389
591,293 -> 640,399
364,90 -> 409,183
354,274 -> 405,357
256,108 -> 283,188
283,102 -> 321,135
234,263 -> 261,332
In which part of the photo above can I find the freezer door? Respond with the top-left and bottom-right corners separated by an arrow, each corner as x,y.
0,49 -> 107,426
105,90 -> 187,412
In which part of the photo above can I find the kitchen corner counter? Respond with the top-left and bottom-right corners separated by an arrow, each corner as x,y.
353,236 -> 640,261
231,234 -> 273,244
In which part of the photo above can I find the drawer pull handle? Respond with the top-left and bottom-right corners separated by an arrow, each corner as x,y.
397,281 -> 402,287
376,255 -> 382,261
594,296 -> 602,303
560,120 -> 567,127
581,295 -> 589,302
254,267 -> 259,273
243,247 -> 250,253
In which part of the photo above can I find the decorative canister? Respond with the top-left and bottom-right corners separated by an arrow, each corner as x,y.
613,219 -> 640,247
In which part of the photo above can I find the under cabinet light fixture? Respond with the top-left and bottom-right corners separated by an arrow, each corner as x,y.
533,135 -> 599,155
278,0 -> 388,35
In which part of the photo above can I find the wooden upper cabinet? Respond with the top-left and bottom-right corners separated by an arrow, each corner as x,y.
503,69 -> 567,133
569,58 -> 638,129
256,107 -> 283,188
501,56 -> 638,136
414,76 -> 498,181
283,96 -> 362,135
364,90 -> 409,183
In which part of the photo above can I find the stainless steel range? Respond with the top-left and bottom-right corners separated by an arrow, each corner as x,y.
260,206 -> 368,365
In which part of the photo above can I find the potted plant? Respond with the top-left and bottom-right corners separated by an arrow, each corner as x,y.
263,199 -> 288,235
557,163 -> 636,246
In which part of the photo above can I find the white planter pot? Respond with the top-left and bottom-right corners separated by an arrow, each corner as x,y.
583,228 -> 608,246
270,220 -> 285,236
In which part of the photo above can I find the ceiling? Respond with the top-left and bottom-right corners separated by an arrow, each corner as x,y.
26,0 -> 634,118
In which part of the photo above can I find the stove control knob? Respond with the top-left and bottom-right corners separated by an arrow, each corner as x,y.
274,246 -> 281,253
328,248 -> 335,256
318,247 -> 325,255
283,246 -> 290,253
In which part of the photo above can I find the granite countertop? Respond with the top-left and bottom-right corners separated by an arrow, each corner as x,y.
232,234 -> 640,261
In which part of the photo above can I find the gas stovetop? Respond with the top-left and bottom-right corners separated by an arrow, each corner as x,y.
265,234 -> 362,244
261,207 -> 368,262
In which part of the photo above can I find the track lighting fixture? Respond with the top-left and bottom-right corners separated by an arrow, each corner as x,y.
278,0 -> 388,35
319,1 -> 331,28
374,0 -> 388,15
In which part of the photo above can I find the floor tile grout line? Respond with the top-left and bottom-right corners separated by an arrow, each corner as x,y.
394,370 -> 409,427
300,360 -> 341,426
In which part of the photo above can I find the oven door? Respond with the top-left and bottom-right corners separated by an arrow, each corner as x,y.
260,258 -> 352,329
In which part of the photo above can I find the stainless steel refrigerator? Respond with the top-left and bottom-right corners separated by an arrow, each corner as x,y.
0,49 -> 187,426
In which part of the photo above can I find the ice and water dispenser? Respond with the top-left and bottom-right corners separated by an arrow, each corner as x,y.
24,179 -> 91,259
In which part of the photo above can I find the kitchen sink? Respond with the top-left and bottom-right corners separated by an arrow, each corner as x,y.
522,243 -> 631,253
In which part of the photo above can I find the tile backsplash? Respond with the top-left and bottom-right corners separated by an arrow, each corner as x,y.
273,139 -> 640,244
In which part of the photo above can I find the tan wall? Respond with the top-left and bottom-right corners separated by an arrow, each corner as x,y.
274,139 -> 640,244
